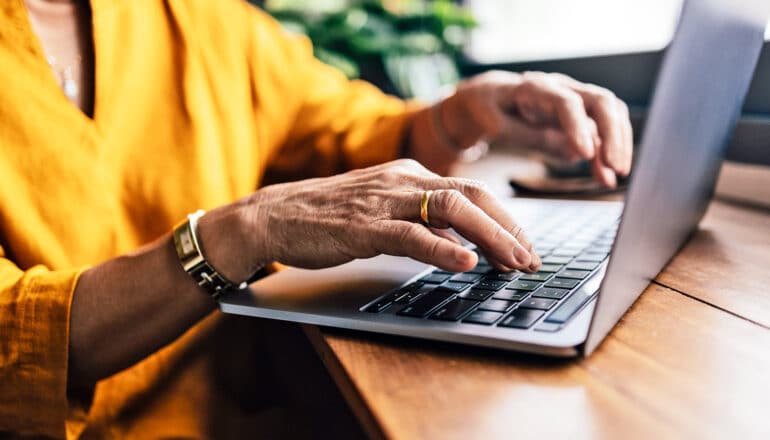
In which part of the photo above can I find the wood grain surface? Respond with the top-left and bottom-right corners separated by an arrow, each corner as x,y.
316,280 -> 770,439
656,200 -> 770,328
294,154 -> 770,439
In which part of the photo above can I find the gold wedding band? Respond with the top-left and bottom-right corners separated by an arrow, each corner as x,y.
420,190 -> 433,226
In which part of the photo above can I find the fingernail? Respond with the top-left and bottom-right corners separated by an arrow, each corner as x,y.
513,245 -> 532,267
456,249 -> 476,268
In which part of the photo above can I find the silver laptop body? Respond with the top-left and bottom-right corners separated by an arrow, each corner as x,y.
220,0 -> 768,357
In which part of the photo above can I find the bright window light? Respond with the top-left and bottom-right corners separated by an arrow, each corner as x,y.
465,0 -> 768,63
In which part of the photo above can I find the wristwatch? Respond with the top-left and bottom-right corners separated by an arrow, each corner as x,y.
173,209 -> 266,299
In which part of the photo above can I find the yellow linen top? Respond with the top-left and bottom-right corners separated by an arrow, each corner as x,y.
0,0 -> 417,438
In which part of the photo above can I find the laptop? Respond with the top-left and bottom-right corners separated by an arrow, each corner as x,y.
220,0 -> 769,357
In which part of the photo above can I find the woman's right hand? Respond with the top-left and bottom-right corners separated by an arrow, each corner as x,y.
197,159 -> 540,283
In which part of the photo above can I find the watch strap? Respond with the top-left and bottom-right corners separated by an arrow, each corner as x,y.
173,209 -> 265,300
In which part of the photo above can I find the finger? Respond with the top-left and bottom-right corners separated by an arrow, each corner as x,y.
538,128 -> 580,162
429,229 -> 521,273
575,87 -> 627,174
616,98 -> 634,176
590,154 -> 617,188
512,225 -> 541,273
429,228 -> 463,246
483,105 -> 578,161
586,128 -> 617,187
525,118 -> 600,163
425,188 -> 535,270
494,114 -> 578,161
485,254 -> 515,272
502,79 -> 596,160
384,182 -> 539,271
375,220 -> 477,272
548,74 -> 631,176
443,178 -> 541,270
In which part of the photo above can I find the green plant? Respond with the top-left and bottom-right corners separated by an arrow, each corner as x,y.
258,0 -> 477,99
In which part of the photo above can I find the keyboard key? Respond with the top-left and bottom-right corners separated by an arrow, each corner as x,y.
567,261 -> 600,271
519,297 -> 558,310
430,299 -> 479,321
568,240 -> 592,249
537,264 -> 563,273
365,300 -> 394,313
440,281 -> 473,293
478,299 -> 515,313
421,272 -> 451,284
557,269 -> 591,280
499,308 -> 545,329
474,279 -> 509,291
394,284 -> 432,304
594,238 -> 615,247
506,280 -> 542,291
492,290 -> 529,302
545,277 -> 580,289
546,289 -> 595,324
459,288 -> 495,301
398,288 -> 455,317
550,247 -> 583,257
463,310 -> 504,325
390,282 -> 421,296
486,271 -> 520,281
518,272 -> 553,282
542,256 -> 572,265
588,245 -> 612,254
366,280 -> 430,311
364,290 -> 402,313
467,263 -> 493,274
532,287 -> 570,300
576,252 -> 607,262
449,272 -> 480,283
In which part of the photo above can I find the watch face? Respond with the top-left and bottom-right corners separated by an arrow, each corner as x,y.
179,228 -> 195,256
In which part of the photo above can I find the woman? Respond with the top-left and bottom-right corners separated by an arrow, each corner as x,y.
1,0 -> 632,438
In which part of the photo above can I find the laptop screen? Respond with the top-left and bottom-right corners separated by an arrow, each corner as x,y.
584,0 -> 770,355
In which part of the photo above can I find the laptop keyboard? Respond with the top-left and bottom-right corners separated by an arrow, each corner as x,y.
361,206 -> 621,332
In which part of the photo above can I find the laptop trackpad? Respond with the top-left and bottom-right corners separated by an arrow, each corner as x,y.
242,255 -> 431,310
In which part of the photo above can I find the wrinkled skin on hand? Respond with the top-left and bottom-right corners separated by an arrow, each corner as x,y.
198,159 -> 541,282
441,70 -> 634,187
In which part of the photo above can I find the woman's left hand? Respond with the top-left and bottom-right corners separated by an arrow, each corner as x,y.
438,70 -> 634,188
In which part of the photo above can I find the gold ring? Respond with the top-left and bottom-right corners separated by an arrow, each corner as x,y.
420,190 -> 433,226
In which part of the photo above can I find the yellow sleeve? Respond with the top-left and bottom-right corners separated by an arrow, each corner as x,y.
246,6 -> 424,183
0,246 -> 89,439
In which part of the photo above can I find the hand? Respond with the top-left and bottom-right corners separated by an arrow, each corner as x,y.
440,71 -> 633,187
197,159 -> 541,281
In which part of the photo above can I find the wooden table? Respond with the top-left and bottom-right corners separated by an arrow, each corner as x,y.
284,155 -> 770,439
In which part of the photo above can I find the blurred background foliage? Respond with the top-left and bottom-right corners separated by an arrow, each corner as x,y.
250,0 -> 477,100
